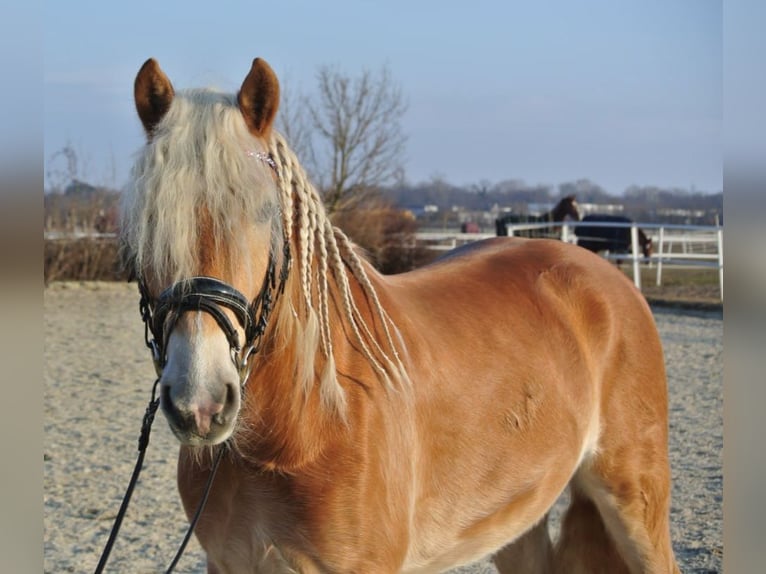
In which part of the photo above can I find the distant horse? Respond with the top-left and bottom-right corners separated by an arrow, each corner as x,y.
495,195 -> 581,238
121,57 -> 679,573
575,214 -> 653,260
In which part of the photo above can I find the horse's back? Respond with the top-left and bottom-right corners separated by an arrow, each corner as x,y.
392,236 -> 649,323
425,237 -> 661,386
391,236 -> 661,395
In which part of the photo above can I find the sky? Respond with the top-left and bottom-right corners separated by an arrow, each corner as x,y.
43,0 -> 722,196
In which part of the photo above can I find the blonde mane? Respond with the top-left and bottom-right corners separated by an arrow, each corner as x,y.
122,89 -> 280,284
122,88 -> 407,414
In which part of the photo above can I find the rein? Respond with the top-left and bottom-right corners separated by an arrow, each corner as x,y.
94,211 -> 291,573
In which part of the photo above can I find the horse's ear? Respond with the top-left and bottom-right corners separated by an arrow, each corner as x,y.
134,58 -> 175,137
238,58 -> 280,138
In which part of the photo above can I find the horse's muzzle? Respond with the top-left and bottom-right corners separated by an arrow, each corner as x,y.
160,380 -> 240,446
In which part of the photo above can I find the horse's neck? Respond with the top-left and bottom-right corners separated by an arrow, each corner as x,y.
238,296 -> 338,472
235,253 -> 381,472
547,203 -> 564,222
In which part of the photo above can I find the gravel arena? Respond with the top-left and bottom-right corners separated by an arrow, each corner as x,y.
44,282 -> 722,573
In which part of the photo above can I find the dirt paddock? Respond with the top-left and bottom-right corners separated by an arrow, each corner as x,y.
44,282 -> 722,573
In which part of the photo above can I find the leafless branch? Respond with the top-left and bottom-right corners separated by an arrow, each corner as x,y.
288,64 -> 408,213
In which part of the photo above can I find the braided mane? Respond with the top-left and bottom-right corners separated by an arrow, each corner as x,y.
268,132 -> 408,412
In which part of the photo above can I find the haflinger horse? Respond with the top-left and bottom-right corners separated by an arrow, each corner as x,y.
122,57 -> 679,574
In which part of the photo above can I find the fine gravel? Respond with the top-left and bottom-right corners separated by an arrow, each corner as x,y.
44,282 -> 722,573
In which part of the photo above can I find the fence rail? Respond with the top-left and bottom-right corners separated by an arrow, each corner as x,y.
416,222 -> 723,301
45,231 -> 117,240
44,224 -> 724,301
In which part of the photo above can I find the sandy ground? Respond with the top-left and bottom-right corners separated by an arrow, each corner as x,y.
44,282 -> 722,573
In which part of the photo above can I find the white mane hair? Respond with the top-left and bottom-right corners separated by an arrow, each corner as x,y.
121,88 -> 408,415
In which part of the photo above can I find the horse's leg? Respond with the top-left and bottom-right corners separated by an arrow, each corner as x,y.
582,460 -> 678,573
207,551 -> 304,574
554,439 -> 679,573
492,515 -> 553,574
552,483 -> 630,573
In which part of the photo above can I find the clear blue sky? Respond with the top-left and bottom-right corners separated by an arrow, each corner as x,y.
43,0 -> 722,195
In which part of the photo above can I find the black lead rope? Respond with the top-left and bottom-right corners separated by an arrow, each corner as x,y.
164,446 -> 225,573
94,378 -> 161,574
93,378 -> 225,574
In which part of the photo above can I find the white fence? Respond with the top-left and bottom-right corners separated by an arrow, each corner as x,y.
44,231 -> 117,240
416,221 -> 724,301
45,225 -> 723,301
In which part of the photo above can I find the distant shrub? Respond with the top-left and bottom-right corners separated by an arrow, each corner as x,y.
330,201 -> 436,274
44,237 -> 130,284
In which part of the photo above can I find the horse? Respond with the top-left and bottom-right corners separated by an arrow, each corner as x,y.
494,195 -> 581,238
574,214 -> 653,260
121,57 -> 679,573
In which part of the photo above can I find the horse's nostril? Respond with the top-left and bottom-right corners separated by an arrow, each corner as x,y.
159,383 -> 193,435
225,382 -> 236,406
217,382 -> 240,425
160,384 -> 173,411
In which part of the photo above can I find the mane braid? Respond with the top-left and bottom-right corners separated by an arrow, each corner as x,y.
323,222 -> 389,384
268,132 -> 408,398
334,229 -> 407,378
314,211 -> 333,357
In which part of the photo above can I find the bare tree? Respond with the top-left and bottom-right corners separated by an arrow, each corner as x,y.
281,65 -> 407,214
45,142 -> 81,194
469,179 -> 493,197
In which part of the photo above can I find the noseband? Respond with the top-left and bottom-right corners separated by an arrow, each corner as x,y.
138,237 -> 291,383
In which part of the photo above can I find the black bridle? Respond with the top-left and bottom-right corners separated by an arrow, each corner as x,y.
95,203 -> 291,573
139,236 -> 291,383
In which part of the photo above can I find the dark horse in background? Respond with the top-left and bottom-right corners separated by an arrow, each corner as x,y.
575,214 -> 653,260
495,195 -> 581,238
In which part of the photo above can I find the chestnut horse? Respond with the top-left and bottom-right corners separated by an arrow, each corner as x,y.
122,57 -> 679,573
